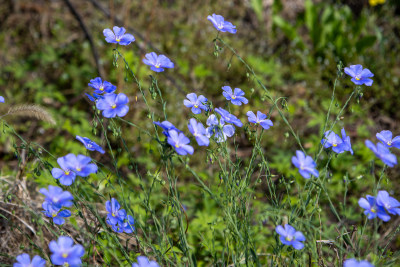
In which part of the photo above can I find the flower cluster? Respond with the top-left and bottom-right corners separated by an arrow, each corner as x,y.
106,198 -> 135,233
321,128 -> 353,154
275,224 -> 306,250
365,130 -> 398,167
51,154 -> 98,186
358,190 -> 400,222
40,185 -> 74,225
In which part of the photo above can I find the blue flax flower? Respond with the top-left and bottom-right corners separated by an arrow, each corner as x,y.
153,121 -> 181,137
96,93 -> 129,118
292,150 -> 319,179
42,201 -> 71,225
247,111 -> 273,130
85,92 -> 103,102
222,86 -> 248,106
376,130 -> 400,149
106,198 -> 127,226
215,107 -> 243,127
183,93 -> 208,114
188,118 -> 209,146
51,154 -> 97,186
103,26 -> 135,45
111,215 -> 135,234
132,256 -> 160,267
143,52 -> 174,72
76,136 -> 105,154
207,14 -> 237,34
343,259 -> 374,267
322,128 -> 353,154
88,77 -> 116,94
39,185 -> 73,209
13,253 -> 46,267
206,114 -> 235,143
49,236 -> 85,267
275,224 -> 306,250
376,190 -> 400,215
344,65 -> 374,86
0,96 -> 4,103
365,140 -> 397,167
51,154 -> 77,186
358,195 -> 390,221
167,130 -> 194,155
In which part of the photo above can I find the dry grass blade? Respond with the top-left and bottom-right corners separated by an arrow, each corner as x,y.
7,104 -> 56,125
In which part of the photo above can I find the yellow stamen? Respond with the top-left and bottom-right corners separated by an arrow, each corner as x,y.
355,77 -> 360,81
333,144 -> 337,147
175,144 -> 180,148
155,64 -> 160,68
112,213 -> 115,217
218,25 -> 223,29
371,208 -> 376,213
62,253 -> 68,258
111,104 -> 117,109
99,86 -> 104,91
65,171 -> 70,175
231,95 -> 236,99
76,167 -> 81,171
52,213 -> 57,218
116,38 -> 120,42
194,104 -> 198,108
387,141 -> 392,146
64,263 -> 69,267
285,236 -> 292,241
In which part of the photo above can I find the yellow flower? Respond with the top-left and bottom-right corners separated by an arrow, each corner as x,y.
369,0 -> 386,7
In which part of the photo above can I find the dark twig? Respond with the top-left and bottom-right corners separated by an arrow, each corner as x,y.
63,0 -> 105,79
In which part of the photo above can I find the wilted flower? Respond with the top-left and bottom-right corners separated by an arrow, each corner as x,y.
246,111 -> 273,130
132,256 -> 160,267
358,195 -> 390,221
188,118 -> 209,146
365,140 -> 397,167
222,86 -> 248,106
183,93 -> 208,114
49,236 -> 85,266
344,65 -> 374,86
96,93 -> 129,118
88,77 -> 116,94
13,253 -> 46,267
376,130 -> 400,149
275,224 -> 306,250
143,52 -> 174,72
167,130 -> 194,155
103,26 -> 135,45
207,14 -> 237,34
76,136 -> 105,154
292,150 -> 319,179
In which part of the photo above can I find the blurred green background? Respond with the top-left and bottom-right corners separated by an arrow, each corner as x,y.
1,0 -> 400,265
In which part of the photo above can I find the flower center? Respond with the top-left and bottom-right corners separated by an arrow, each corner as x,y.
285,236 -> 293,241
333,143 -> 337,147
371,208 -> 376,213
231,95 -> 236,99
99,85 -> 104,91
387,141 -> 392,146
175,144 -> 180,148
218,24 -> 223,29
76,167 -> 81,172
64,170 -> 70,175
355,76 -> 360,81
64,263 -> 69,267
62,253 -> 68,258
194,104 -> 198,108
155,63 -> 160,68
52,212 -> 58,218
112,213 -> 115,217
111,104 -> 117,109
116,38 -> 121,42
